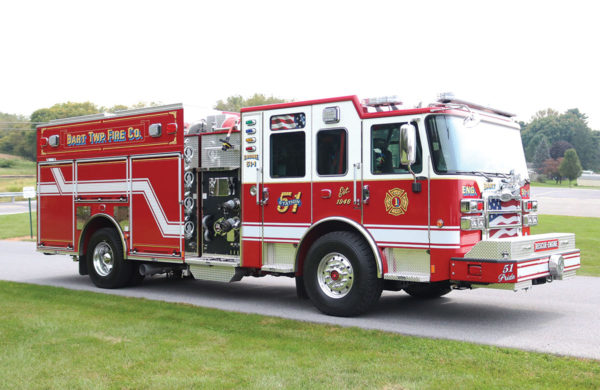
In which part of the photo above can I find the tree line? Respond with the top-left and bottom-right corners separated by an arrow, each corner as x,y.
0,94 -> 284,161
0,101 -> 162,160
520,108 -> 598,183
1,95 -> 597,184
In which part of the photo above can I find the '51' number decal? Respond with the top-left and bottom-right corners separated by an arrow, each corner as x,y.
277,192 -> 302,213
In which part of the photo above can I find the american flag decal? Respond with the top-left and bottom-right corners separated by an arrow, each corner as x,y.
489,227 -> 519,239
271,113 -> 306,131
488,197 -> 521,238
488,198 -> 520,211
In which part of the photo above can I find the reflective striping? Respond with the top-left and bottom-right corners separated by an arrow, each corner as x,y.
369,226 -> 460,246
517,252 -> 580,281
369,228 -> 428,244
242,225 -> 261,238
242,225 -> 306,240
431,229 -> 460,244
40,167 -> 182,238
242,222 -> 460,248
518,263 -> 550,278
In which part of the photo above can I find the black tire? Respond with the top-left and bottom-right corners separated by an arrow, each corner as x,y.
295,276 -> 309,300
404,282 -> 452,299
127,263 -> 145,286
86,228 -> 132,289
303,231 -> 382,317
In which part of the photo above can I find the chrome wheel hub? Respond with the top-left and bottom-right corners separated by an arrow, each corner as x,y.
93,242 -> 114,277
317,252 -> 354,299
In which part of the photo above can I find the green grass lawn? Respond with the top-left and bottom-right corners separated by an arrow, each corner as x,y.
532,215 -> 600,276
0,153 -> 36,176
0,212 -> 36,239
0,176 -> 36,193
0,281 -> 598,390
0,154 -> 36,201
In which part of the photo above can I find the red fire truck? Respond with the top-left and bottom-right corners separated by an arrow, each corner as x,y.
36,94 -> 581,316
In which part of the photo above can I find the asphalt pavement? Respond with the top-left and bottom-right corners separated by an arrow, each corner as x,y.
531,187 -> 600,217
1,240 -> 599,360
0,200 -> 36,215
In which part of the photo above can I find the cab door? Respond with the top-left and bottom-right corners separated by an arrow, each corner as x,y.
311,102 -> 362,224
260,108 -> 312,272
361,118 -> 431,281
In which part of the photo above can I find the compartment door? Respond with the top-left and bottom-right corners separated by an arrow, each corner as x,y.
38,163 -> 74,250
130,155 -> 183,258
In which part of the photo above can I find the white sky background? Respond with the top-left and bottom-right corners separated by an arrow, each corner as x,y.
1,0 -> 599,128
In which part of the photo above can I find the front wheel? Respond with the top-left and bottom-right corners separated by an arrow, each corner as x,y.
303,231 -> 382,317
86,228 -> 132,289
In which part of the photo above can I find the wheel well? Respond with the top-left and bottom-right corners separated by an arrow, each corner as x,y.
79,215 -> 126,258
295,219 -> 381,277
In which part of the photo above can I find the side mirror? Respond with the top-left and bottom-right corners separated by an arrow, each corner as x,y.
399,123 -> 416,166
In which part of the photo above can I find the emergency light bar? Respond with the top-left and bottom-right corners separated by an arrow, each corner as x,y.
363,96 -> 403,107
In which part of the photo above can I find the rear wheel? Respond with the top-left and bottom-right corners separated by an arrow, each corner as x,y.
404,282 -> 451,299
86,228 -> 132,289
303,231 -> 382,317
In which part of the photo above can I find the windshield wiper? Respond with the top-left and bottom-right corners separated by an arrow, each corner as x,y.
455,170 -> 494,182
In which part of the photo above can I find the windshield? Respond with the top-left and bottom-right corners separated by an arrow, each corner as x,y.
425,115 -> 528,178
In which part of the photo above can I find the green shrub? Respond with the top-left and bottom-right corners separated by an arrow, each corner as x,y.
0,159 -> 15,168
537,174 -> 546,183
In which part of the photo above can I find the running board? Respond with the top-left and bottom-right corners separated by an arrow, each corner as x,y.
261,264 -> 295,273
186,256 -> 243,282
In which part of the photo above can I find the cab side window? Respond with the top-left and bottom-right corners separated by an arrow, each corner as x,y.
317,129 -> 347,175
270,131 -> 305,178
371,122 -> 422,174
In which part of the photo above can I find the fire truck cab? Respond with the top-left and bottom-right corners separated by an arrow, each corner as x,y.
36,94 -> 581,316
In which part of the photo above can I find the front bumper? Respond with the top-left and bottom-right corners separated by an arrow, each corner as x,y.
450,233 -> 580,290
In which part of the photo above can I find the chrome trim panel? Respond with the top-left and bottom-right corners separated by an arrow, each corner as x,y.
383,247 -> 430,282
113,206 -> 129,232
188,264 -> 238,282
76,206 -> 91,230
200,132 -> 241,170
127,255 -> 183,263
130,152 -> 182,160
263,243 -> 296,272
38,159 -> 75,165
